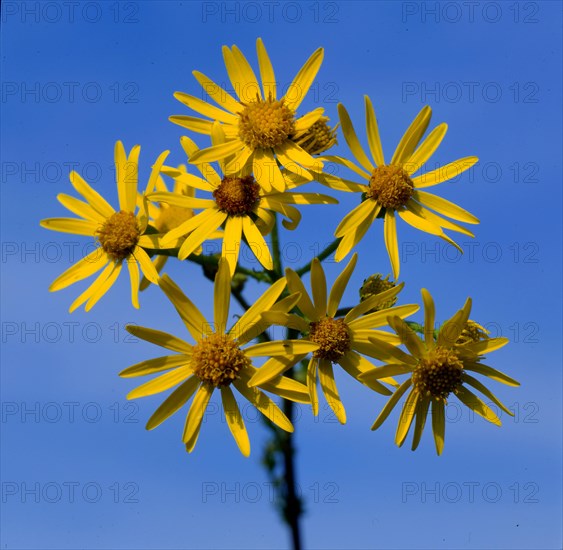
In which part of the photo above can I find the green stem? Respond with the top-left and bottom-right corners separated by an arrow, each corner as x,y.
144,248 -> 272,283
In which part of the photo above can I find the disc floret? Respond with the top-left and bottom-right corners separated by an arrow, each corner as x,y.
97,211 -> 140,261
367,165 -> 414,209
238,98 -> 295,149
359,274 -> 397,311
309,317 -> 351,362
295,116 -> 337,155
191,333 -> 251,387
213,175 -> 261,215
412,347 -> 464,401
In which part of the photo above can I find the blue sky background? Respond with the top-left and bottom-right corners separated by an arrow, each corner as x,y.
1,1 -> 562,548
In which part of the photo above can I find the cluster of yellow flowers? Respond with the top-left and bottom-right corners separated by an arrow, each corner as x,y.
41,39 -> 518,456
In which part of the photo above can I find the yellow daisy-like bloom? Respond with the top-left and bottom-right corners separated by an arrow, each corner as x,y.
360,289 -> 518,455
249,253 -> 420,423
319,96 -> 480,278
294,115 -> 338,156
169,38 -> 326,192
139,167 -> 223,290
40,141 -> 169,312
149,129 -> 337,274
120,259 -> 317,456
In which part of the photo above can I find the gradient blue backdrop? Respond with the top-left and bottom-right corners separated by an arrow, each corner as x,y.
1,1 -> 562,549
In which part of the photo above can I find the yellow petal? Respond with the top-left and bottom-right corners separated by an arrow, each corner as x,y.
395,388 -> 419,447
214,257 -> 231,331
337,103 -> 374,172
412,157 -> 478,188
183,383 -> 212,450
462,362 -> 520,386
84,261 -> 122,311
49,248 -> 108,292
229,278 -> 286,338
421,288 -> 436,348
335,199 -> 377,238
144,150 -> 170,196
371,379 -> 412,430
146,376 -> 200,430
68,261 -> 113,313
411,396 -> 430,451
222,216 -> 243,275
234,380 -> 293,432
120,354 -> 192,378
310,258 -> 327,317
256,38 -> 276,100
127,366 -> 192,400
56,194 -> 105,223
345,282 -> 405,322
284,47 -> 324,111
231,44 -> 262,102
414,190 -> 479,224
431,398 -> 445,455
248,354 -> 306,387
127,258 -> 140,309
40,218 -> 99,236
134,246 -> 160,285
405,123 -> 448,174
221,386 -> 251,456
174,92 -> 238,124
125,325 -> 193,354
69,171 -> 114,218
189,140 -> 244,164
318,359 -> 346,424
391,105 -> 432,165
244,340 -> 319,357
384,209 -> 400,279
242,216 -> 273,270
338,353 -> 394,395
364,95 -> 385,167
387,316 -> 425,359
158,274 -> 209,342
177,210 -> 227,260
327,253 -> 357,317
192,70 -> 241,114
455,386 -> 501,426
285,268 -> 317,320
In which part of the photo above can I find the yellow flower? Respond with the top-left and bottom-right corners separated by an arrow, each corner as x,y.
120,259 -> 316,456
149,128 -> 337,274
249,253 -> 420,423
40,141 -> 169,312
139,167 -> 222,290
294,115 -> 338,156
169,38 -> 326,192
319,96 -> 480,278
360,289 -> 518,455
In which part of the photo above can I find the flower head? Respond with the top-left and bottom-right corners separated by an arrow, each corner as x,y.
249,253 -> 420,423
40,141 -> 169,311
360,289 -> 518,455
170,38 -> 327,192
317,96 -> 480,278
148,129 -> 337,274
120,259 -> 316,456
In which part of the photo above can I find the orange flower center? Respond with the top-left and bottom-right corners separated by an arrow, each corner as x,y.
238,98 -> 295,149
367,165 -> 414,209
309,317 -> 351,362
412,346 -> 464,401
191,333 -> 250,387
96,211 -> 140,261
213,175 -> 261,216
